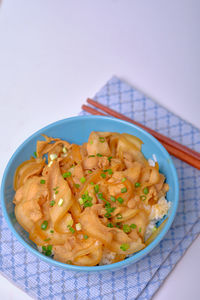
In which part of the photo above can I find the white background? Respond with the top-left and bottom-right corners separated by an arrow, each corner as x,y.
0,0 -> 199,299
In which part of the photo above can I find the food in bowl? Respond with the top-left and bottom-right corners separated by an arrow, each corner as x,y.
13,131 -> 170,266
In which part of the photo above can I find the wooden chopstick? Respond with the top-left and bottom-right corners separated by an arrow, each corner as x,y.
82,102 -> 200,170
87,98 -> 200,160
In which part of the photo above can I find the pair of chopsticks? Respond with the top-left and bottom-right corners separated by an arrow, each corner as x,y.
82,98 -> 200,170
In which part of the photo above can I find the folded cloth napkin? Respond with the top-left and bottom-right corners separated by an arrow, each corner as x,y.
0,76 -> 199,300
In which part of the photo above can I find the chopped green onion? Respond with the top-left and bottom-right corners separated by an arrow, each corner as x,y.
50,200 -> 55,207
104,201 -> 110,208
50,153 -> 57,161
104,212 -> 111,218
88,155 -> 95,157
62,172 -> 72,178
75,223 -> 82,231
96,153 -> 103,157
67,225 -> 75,233
135,182 -> 141,188
83,201 -> 93,208
42,244 -> 53,256
48,161 -> 53,167
130,224 -> 137,229
90,140 -> 93,145
53,186 -> 59,191
74,183 -> 80,189
108,169 -> 113,175
58,198 -> 64,207
106,207 -> 116,213
33,151 -> 37,157
44,238 -> 51,242
121,177 -> 126,183
120,243 -> 130,251
83,234 -> 89,240
50,230 -> 54,233
115,223 -> 121,228
116,213 -> 122,219
81,193 -> 86,199
78,198 -> 84,205
121,187 -> 127,193
153,226 -> 157,232
40,179 -> 46,184
143,187 -> 149,195
94,184 -> 99,193
139,227 -> 142,233
55,190 -> 59,194
105,201 -> 111,208
108,156 -> 112,162
101,173 -> 106,179
140,195 -> 146,201
83,190 -> 88,197
62,146 -> 68,153
117,197 -> 124,204
90,182 -> 94,185
110,196 -> 116,202
88,170 -> 92,174
99,137 -> 105,143
98,192 -> 103,199
83,200 -> 93,208
123,224 -> 131,233
80,177 -> 86,183
103,169 -> 113,174
81,191 -> 93,207
41,220 -> 48,230
107,223 -> 114,228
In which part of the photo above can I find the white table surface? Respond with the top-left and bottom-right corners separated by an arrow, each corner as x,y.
0,0 -> 199,299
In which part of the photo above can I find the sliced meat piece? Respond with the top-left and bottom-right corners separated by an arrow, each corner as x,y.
98,157 -> 109,169
123,152 -> 133,162
127,195 -> 140,208
108,183 -> 125,196
87,132 -> 111,156
123,161 -> 142,184
14,158 -> 45,190
71,164 -> 84,183
15,200 -> 42,231
110,158 -> 124,171
82,156 -> 98,170
14,176 -> 47,204
80,143 -> 88,159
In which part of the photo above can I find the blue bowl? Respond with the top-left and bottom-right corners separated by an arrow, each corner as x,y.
1,116 -> 179,272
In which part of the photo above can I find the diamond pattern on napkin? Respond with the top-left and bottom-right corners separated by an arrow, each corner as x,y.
0,76 -> 200,300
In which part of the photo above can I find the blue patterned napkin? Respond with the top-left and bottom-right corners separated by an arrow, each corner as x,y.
0,76 -> 200,300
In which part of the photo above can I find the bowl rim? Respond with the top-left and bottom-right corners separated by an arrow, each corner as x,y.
1,115 -> 179,272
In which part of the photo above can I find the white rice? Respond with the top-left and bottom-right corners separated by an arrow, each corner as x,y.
99,249 -> 116,265
144,220 -> 157,241
145,196 -> 171,241
149,196 -> 171,221
99,196 -> 171,265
